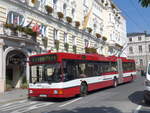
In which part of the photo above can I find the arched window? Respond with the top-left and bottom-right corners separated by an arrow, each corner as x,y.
7,11 -> 24,25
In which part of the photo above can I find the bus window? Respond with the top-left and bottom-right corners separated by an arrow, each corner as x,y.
63,61 -> 78,81
111,62 -> 117,72
30,63 -> 62,83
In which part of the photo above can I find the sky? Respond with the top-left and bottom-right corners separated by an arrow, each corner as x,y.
113,0 -> 150,34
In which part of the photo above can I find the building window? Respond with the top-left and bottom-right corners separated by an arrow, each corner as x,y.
72,8 -> 75,18
54,29 -> 60,40
129,38 -> 132,42
63,3 -> 67,16
64,32 -> 68,43
53,0 -> 58,9
138,36 -> 141,41
53,0 -> 57,4
139,59 -> 143,66
72,36 -> 76,45
139,45 -> 142,53
129,47 -> 133,54
109,13 -> 111,22
83,0 -> 87,6
7,11 -> 24,25
149,45 -> 150,52
85,39 -> 89,47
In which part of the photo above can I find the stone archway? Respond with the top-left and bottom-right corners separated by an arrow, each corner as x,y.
6,50 -> 26,89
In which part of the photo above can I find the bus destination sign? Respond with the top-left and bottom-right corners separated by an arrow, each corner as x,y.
30,54 -> 57,63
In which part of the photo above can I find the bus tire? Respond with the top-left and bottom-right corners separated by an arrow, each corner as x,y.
131,74 -> 134,82
80,82 -> 88,97
113,78 -> 118,88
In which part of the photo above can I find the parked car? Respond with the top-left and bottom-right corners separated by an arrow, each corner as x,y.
144,62 -> 150,104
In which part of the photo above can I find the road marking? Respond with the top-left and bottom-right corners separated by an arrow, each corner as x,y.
0,100 -> 27,108
134,105 -> 142,113
59,97 -> 82,108
1,101 -> 37,111
10,102 -> 53,113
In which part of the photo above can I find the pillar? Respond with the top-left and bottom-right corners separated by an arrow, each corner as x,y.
0,39 -> 4,93
26,57 -> 30,84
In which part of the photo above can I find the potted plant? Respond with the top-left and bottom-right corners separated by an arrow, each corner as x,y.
45,5 -> 53,15
75,21 -> 80,28
73,45 -> 76,53
111,3 -> 115,9
87,27 -> 92,33
57,12 -> 64,19
3,23 -> 13,36
102,36 -> 107,41
55,40 -> 59,51
64,43 -> 69,51
66,16 -> 72,23
85,47 -> 90,53
96,33 -> 101,38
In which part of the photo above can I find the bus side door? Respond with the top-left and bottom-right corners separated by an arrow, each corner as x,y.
117,59 -> 123,84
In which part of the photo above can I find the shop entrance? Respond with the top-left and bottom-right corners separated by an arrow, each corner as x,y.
6,50 -> 26,89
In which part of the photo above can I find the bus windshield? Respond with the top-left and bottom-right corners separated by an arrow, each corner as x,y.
30,63 -> 62,83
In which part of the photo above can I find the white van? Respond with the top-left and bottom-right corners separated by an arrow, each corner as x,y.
144,63 -> 150,103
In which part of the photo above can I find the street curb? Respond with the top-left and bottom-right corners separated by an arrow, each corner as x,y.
0,96 -> 28,104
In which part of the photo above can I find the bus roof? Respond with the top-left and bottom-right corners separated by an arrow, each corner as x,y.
29,52 -> 135,63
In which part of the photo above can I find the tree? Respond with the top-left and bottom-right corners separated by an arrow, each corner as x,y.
139,0 -> 150,7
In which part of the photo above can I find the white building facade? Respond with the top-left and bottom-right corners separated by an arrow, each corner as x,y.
0,0 -> 126,93
127,32 -> 150,71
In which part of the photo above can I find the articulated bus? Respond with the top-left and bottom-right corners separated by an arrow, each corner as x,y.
28,52 -> 136,98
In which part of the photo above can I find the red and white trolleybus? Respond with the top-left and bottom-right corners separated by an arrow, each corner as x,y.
28,52 -> 136,98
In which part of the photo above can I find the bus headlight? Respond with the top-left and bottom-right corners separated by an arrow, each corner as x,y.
54,90 -> 58,94
145,80 -> 150,86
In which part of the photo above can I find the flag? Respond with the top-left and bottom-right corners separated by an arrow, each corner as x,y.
82,7 -> 92,29
14,16 -> 20,25
41,24 -> 47,37
26,20 -> 33,28
11,13 -> 14,24
20,17 -> 25,26
32,23 -> 40,32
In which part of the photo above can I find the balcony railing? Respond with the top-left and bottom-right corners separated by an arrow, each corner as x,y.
0,25 -> 37,43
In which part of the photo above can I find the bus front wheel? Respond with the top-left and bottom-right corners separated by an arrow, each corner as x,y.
80,82 -> 88,96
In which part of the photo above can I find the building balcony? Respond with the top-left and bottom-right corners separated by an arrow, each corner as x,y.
0,26 -> 37,45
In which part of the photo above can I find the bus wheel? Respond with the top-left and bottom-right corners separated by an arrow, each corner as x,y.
131,75 -> 134,82
80,82 -> 88,96
113,78 -> 118,88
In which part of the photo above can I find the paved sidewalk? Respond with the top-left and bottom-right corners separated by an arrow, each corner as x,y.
0,89 -> 28,104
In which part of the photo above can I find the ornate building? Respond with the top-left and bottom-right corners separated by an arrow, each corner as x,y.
0,0 -> 126,93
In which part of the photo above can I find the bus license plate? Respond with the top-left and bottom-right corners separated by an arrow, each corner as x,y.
39,94 -> 47,97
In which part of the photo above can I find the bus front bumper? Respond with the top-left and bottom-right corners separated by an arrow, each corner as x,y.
28,88 -> 66,98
